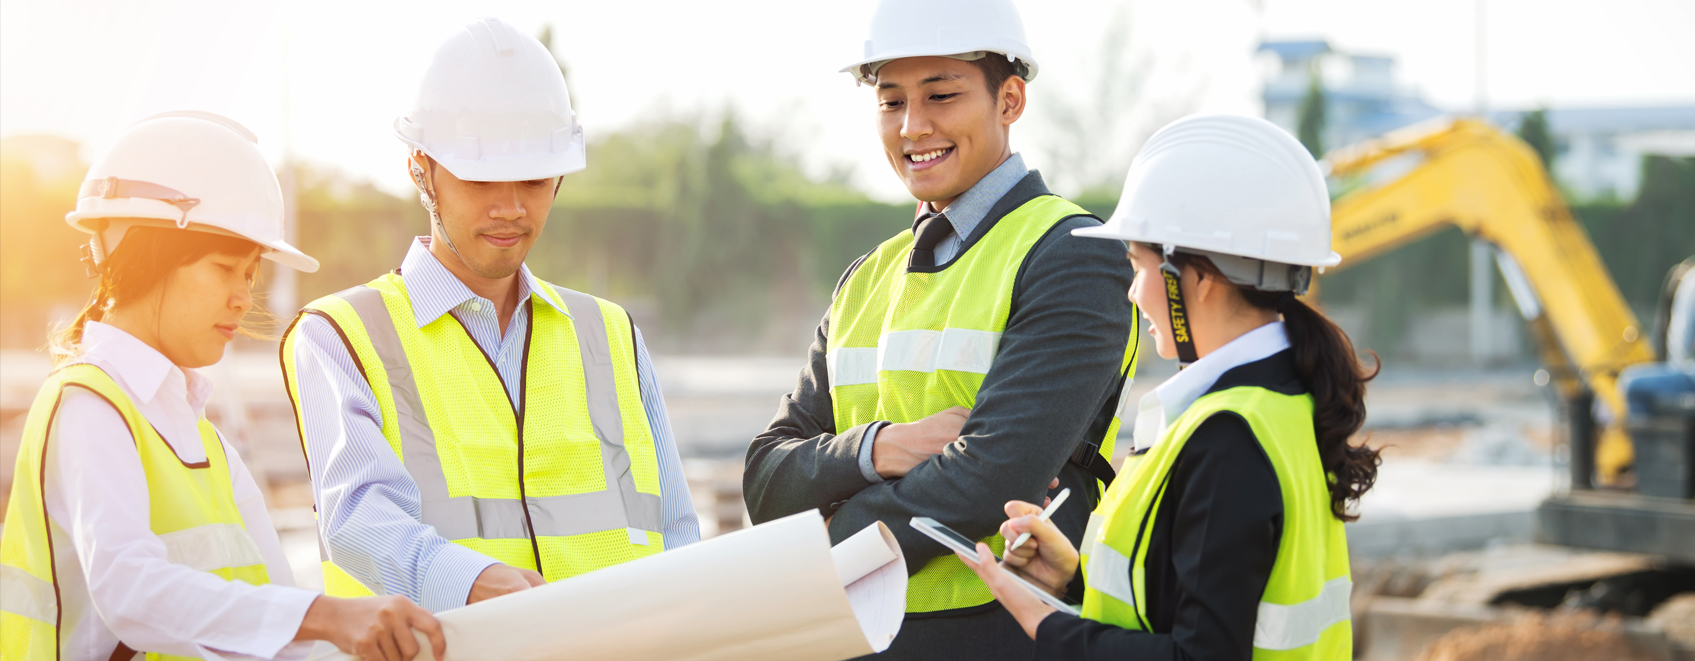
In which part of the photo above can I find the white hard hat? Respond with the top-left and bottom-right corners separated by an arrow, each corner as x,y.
1075,114 -> 1341,270
396,17 -> 584,182
65,110 -> 319,273
842,0 -> 1038,85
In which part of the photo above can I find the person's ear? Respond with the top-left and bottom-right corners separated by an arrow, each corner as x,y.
408,152 -> 434,195
999,75 -> 1027,125
1188,265 -> 1216,306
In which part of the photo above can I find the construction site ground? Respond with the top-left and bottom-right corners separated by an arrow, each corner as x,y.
2,347 -> 1690,659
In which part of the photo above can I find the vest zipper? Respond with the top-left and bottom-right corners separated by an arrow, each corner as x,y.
516,306 -> 542,573
449,302 -> 545,575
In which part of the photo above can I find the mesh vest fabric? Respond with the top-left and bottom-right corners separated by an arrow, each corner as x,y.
827,195 -> 1140,614
280,273 -> 664,598
2,365 -> 270,661
1080,386 -> 1353,659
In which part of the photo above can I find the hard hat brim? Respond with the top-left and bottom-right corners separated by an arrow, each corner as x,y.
840,48 -> 1038,84
259,238 -> 320,273
1072,220 -> 1343,268
64,212 -> 321,273
425,146 -> 587,182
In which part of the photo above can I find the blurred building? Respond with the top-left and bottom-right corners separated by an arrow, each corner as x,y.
1256,39 -> 1442,152
1492,106 -> 1695,199
1257,39 -> 1695,200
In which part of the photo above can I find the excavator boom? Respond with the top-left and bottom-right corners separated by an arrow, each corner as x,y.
1324,117 -> 1656,480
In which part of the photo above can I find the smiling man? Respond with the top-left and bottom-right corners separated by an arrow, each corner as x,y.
280,18 -> 698,612
742,1 -> 1141,658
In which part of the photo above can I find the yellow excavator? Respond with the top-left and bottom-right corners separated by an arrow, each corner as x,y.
1320,117 -> 1693,560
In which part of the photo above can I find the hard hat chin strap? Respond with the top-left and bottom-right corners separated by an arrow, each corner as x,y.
410,155 -> 470,265
1159,249 -> 1199,368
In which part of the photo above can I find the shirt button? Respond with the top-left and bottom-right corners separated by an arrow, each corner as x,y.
470,301 -> 483,312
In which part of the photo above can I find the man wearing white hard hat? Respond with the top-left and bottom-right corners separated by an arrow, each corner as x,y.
281,18 -> 698,611
3,111 -> 446,661
743,1 -> 1141,657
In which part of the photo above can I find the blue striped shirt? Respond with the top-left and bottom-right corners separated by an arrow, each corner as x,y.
292,238 -> 699,612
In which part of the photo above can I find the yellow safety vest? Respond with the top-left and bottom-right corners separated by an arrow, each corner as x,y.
281,273 -> 665,597
2,364 -> 270,661
828,194 -> 1140,614
1081,385 -> 1353,659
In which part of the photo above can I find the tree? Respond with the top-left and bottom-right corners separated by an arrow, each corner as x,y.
1034,4 -> 1204,194
1516,107 -> 1555,171
1297,62 -> 1327,158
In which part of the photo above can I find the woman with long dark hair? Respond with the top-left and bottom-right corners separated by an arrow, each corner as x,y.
1,112 -> 443,661
958,114 -> 1380,660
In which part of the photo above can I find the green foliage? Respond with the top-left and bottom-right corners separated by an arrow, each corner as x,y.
1070,186 -> 1120,219
1572,156 -> 1695,308
1297,66 -> 1327,158
1516,108 -> 1555,171
282,113 -> 913,352
287,165 -> 425,307
0,137 -> 93,348
521,113 -> 910,351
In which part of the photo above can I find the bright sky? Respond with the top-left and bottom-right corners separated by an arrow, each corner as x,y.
2,0 -> 1691,202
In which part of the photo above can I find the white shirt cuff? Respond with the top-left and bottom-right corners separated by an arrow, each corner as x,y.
421,543 -> 502,613
858,421 -> 887,484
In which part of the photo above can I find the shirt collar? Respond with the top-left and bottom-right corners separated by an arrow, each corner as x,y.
1131,321 -> 1291,452
398,237 -> 567,328
76,321 -> 213,415
917,152 -> 1028,240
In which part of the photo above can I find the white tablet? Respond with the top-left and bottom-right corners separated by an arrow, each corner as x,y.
910,516 -> 1081,616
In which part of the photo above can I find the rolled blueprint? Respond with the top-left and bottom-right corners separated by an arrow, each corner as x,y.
317,510 -> 905,661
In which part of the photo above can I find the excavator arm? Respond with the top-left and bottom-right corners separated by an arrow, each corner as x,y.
1323,118 -> 1655,482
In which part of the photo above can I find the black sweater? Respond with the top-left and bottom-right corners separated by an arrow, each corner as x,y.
1035,351 -> 1306,660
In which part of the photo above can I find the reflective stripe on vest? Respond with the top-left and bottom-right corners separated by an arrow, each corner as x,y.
333,285 -> 663,538
1254,576 -> 1353,651
326,284 -> 664,539
0,564 -> 55,623
283,274 -> 666,597
1,365 -> 269,661
158,523 -> 265,572
825,329 -> 1003,386
1081,385 -> 1353,659
826,194 -> 1140,614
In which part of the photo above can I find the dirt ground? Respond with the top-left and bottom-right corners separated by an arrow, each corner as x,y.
1413,611 -> 1662,661
1649,593 -> 1695,650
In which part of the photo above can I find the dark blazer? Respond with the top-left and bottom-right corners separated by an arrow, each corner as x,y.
743,172 -> 1139,660
1036,351 -> 1296,661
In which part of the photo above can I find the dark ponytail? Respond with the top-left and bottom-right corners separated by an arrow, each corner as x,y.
1260,292 -> 1381,521
49,226 -> 273,364
51,277 -> 116,365
1169,251 -> 1382,521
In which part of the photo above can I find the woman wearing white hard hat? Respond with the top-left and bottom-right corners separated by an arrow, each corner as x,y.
0,111 -> 444,661
957,114 -> 1381,660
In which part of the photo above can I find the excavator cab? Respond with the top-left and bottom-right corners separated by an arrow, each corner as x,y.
1617,258 -> 1695,499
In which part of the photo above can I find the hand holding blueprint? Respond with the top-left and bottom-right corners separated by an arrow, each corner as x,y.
314,510 -> 905,661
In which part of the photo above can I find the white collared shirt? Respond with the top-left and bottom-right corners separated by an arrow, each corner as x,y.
1130,322 -> 1291,452
43,322 -> 316,660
